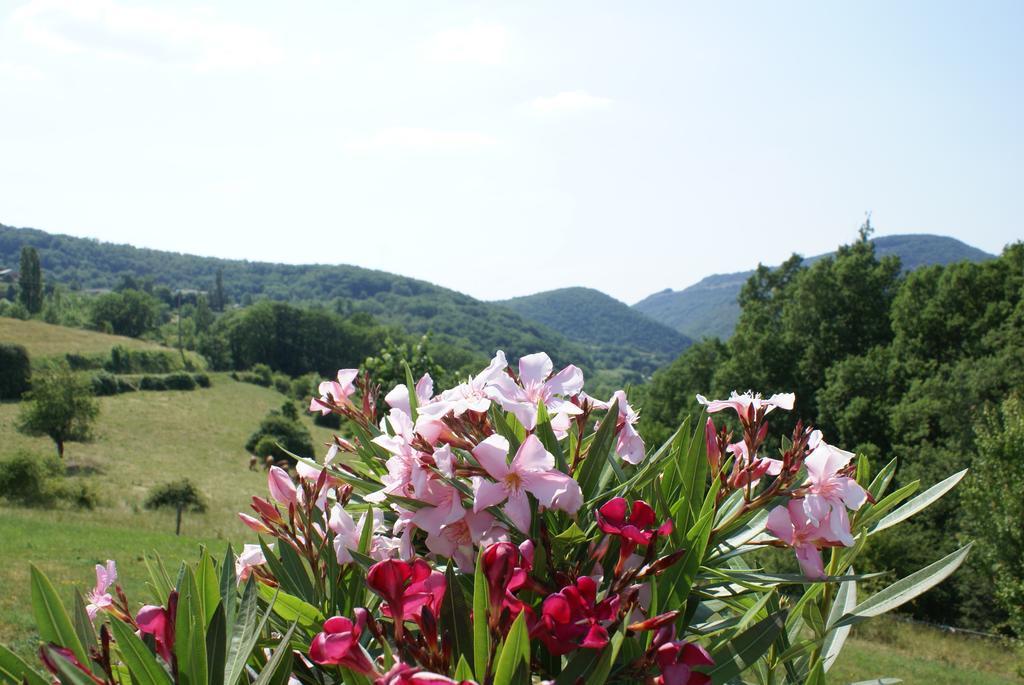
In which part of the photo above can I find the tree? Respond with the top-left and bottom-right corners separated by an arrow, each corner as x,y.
0,343 -> 31,400
17,364 -> 100,458
212,267 -> 227,311
145,479 -> 207,535
18,246 -> 43,314
90,289 -> 160,337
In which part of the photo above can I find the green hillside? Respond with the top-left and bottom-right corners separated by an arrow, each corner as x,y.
0,223 -> 589,369
496,287 -> 692,373
634,234 -> 994,340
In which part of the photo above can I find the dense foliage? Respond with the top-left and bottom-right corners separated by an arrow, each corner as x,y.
0,224 -> 590,369
639,233 -> 1024,635
497,287 -> 692,373
18,246 -> 43,314
245,405 -> 316,464
0,342 -> 31,400
633,233 -> 994,341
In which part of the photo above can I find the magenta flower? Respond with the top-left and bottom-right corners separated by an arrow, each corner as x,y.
696,391 -> 795,423
367,559 -> 445,636
486,352 -> 584,430
85,560 -> 116,620
597,498 -> 672,573
801,439 -> 868,546
309,368 -> 359,415
471,434 -> 582,532
136,603 -> 173,663
534,576 -> 619,656
309,612 -> 376,673
652,626 -> 714,685
766,499 -> 832,579
267,465 -> 297,505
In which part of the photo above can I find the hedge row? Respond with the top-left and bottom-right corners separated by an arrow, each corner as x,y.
90,371 -> 212,396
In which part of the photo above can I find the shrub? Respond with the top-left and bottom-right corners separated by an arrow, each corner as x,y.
139,375 -> 167,391
17,364 -> 100,458
0,451 -> 61,506
64,352 -> 106,371
192,372 -> 211,388
90,372 -> 138,396
163,371 -> 197,391
245,411 -> 314,463
0,343 -> 31,400
273,373 -> 292,395
251,363 -> 273,387
106,346 -> 178,374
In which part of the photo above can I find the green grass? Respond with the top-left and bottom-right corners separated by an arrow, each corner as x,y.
0,317 -> 171,358
829,616 -> 1022,684
0,373 -> 336,658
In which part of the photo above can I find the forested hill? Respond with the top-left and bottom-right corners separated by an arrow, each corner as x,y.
0,223 -> 591,368
496,287 -> 692,371
633,234 -> 994,340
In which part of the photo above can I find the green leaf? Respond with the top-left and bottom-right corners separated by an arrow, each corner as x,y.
196,548 -> 222,628
472,549 -> 490,681
705,610 -> 788,684
176,566 -> 209,685
663,508 -> 714,609
206,603 -> 227,685
277,543 -> 315,604
492,612 -> 529,685
224,578 -> 270,685
252,624 -> 296,685
582,628 -> 625,685
833,544 -> 972,629
70,590 -> 97,668
822,572 -> 857,672
575,400 -> 619,499
143,553 -> 175,606
441,565 -> 473,666
0,643 -> 50,685
109,618 -> 174,685
847,679 -> 902,684
871,469 -> 967,534
535,401 -> 567,473
453,656 -> 474,681
672,419 -> 709,535
30,565 -> 88,666
219,544 -> 237,629
803,660 -> 826,685
554,628 -> 625,685
38,645 -> 95,685
867,458 -> 898,500
402,362 -> 419,421
256,584 -> 324,629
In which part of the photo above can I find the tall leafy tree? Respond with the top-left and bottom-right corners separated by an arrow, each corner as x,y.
18,245 -> 43,313
17,364 -> 100,458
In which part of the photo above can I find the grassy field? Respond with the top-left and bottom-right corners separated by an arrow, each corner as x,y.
0,317 -> 173,358
0,371 -> 336,658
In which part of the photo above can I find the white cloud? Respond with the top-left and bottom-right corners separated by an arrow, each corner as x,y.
9,0 -> 283,70
527,90 -> 612,114
422,22 -> 508,65
345,127 -> 498,153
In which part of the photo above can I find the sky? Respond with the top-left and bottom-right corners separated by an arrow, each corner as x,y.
0,1 -> 1021,304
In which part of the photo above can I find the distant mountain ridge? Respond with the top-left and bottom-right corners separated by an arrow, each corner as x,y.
496,287 -> 693,373
633,234 -> 995,340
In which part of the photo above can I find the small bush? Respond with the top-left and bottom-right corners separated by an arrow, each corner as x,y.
245,412 -> 314,463
145,479 -> 207,535
106,346 -> 181,374
0,451 -> 92,508
192,372 -> 211,388
250,363 -> 273,387
139,375 -> 168,391
163,372 -> 197,391
313,411 -> 342,429
0,343 -> 31,400
273,374 -> 292,395
65,353 -> 105,371
90,372 -> 138,396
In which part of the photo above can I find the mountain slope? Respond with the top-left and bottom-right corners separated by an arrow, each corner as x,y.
496,287 -> 692,373
0,223 -> 590,368
634,234 -> 995,340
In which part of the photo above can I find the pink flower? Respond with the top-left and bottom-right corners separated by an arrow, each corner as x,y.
309,369 -> 359,415
801,440 -> 868,547
235,544 -> 266,582
652,626 -> 714,685
309,612 -> 376,673
238,512 -> 271,534
471,434 -> 582,532
385,374 -> 435,416
267,466 -> 297,505
85,560 -> 116,620
486,352 -> 584,430
589,390 -> 646,464
136,603 -> 173,663
376,662 -> 477,685
410,479 -> 466,538
696,391 -> 795,423
329,505 -> 391,564
534,576 -> 619,656
766,499 -> 832,580
419,351 -> 508,419
725,440 -> 782,489
423,509 -> 506,572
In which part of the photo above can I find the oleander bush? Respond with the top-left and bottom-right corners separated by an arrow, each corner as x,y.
1,351 -> 969,685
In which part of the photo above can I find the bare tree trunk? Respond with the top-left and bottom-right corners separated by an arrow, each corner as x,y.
56,438 -> 64,459
176,505 -> 183,536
